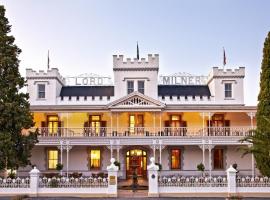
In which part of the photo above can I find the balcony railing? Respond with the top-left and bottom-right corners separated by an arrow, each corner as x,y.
34,126 -> 254,138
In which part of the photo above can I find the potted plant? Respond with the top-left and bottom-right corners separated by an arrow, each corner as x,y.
114,161 -> 121,170
197,163 -> 205,176
56,163 -> 63,171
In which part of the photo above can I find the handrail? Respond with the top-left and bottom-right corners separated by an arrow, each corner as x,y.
32,126 -> 255,138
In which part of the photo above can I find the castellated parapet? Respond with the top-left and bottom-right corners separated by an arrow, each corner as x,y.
208,67 -> 245,79
26,68 -> 66,85
113,54 -> 159,69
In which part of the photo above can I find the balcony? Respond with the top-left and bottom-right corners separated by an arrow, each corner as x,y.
35,126 -> 254,138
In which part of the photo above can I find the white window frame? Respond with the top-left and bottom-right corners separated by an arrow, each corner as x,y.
127,81 -> 134,94
138,80 -> 145,94
224,82 -> 233,99
37,84 -> 46,99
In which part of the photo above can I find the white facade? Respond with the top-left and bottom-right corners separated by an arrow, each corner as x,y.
21,52 -> 257,183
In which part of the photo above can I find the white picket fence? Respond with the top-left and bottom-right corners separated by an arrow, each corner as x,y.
0,158 -> 119,197
148,158 -> 270,197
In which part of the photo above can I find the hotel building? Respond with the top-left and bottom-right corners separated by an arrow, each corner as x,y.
20,53 -> 257,179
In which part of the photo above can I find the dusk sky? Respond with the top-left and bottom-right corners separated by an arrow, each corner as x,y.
1,0 -> 270,105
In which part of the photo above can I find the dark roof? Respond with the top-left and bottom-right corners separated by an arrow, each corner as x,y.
158,85 -> 211,96
60,86 -> 114,97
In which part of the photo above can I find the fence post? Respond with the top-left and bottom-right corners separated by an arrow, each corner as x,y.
29,167 -> 40,197
226,165 -> 237,195
147,157 -> 159,197
107,158 -> 119,197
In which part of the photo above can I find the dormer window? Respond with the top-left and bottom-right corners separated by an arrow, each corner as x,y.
138,81 -> 145,94
127,81 -> 134,94
37,84 -> 45,99
224,83 -> 232,98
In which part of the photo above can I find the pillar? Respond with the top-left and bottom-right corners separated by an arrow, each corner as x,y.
107,158 -> 119,197
226,165 -> 237,194
29,167 -> 40,197
147,157 -> 159,197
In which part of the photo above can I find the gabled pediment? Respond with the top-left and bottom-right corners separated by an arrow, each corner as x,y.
107,91 -> 165,110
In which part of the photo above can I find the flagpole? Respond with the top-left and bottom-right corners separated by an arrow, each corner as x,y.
223,47 -> 226,70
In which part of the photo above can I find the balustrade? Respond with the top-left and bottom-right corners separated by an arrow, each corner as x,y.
32,126 -> 254,138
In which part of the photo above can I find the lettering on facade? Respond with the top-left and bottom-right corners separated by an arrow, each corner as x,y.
66,74 -> 113,86
159,73 -> 208,85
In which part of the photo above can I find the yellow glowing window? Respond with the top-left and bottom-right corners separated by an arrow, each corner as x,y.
90,150 -> 101,169
91,115 -> 100,121
171,149 -> 181,169
48,116 -> 59,121
48,150 -> 58,169
171,115 -> 180,121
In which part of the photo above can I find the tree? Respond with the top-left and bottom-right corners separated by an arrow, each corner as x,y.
0,5 -> 38,172
241,32 -> 270,176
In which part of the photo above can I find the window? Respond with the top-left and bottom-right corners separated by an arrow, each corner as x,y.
37,84 -> 45,99
47,116 -> 59,135
138,81 -> 145,94
129,114 -> 144,133
127,81 -> 134,94
224,83 -> 232,98
48,150 -> 58,169
171,149 -> 181,169
213,149 -> 224,169
89,149 -> 101,169
90,115 -> 101,133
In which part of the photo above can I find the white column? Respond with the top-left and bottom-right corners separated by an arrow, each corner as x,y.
107,158 -> 119,197
116,113 -> 119,134
147,157 -> 159,197
202,140 -> 205,166
110,140 -> 114,159
67,112 -> 69,137
247,112 -> 255,177
208,140 -> 213,179
226,165 -> 237,194
59,140 -> 64,176
202,112 -> 205,136
29,167 -> 40,197
154,112 -> 156,136
116,140 -> 120,161
66,141 -> 70,178
208,112 -> 211,136
110,112 -> 113,136
159,112 -> 162,136
159,140 -> 162,164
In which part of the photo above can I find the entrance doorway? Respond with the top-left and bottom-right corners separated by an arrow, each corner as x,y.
126,149 -> 147,178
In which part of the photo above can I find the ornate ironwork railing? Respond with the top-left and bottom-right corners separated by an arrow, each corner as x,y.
32,126 -> 254,138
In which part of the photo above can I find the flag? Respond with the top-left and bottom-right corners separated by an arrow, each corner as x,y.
47,50 -> 50,70
137,42 -> 139,60
223,47 -> 226,66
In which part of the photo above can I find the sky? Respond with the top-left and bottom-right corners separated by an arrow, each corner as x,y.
1,0 -> 270,105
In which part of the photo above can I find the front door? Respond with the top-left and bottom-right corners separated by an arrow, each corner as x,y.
126,149 -> 147,178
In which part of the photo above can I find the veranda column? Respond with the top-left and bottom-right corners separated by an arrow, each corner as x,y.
199,112 -> 205,136
65,140 -> 72,178
159,139 -> 162,164
199,140 -> 206,167
107,158 -> 119,197
208,140 -> 213,179
110,112 -> 113,136
110,140 -> 114,159
152,140 -> 157,160
159,111 -> 162,136
153,112 -> 156,136
57,140 -> 64,176
147,157 -> 159,197
247,112 -> 256,177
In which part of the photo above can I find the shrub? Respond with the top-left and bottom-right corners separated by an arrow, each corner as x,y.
56,163 -> 63,171
197,163 -> 205,172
